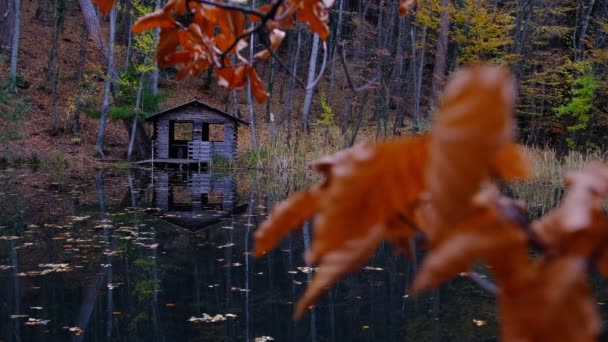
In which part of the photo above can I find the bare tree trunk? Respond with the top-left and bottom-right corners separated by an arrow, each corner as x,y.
266,59 -> 277,144
0,0 -> 14,50
128,71 -> 146,161
151,0 -> 161,96
78,0 -> 106,58
328,0 -> 344,92
73,25 -> 88,136
412,25 -> 427,133
124,10 -> 133,70
574,0 -> 596,61
247,0 -> 259,153
283,25 -> 301,146
95,5 -> 117,157
9,0 -> 21,90
301,33 -> 320,133
48,0 -> 66,135
511,0 -> 535,77
78,0 -> 119,91
430,0 -> 449,109
392,16 -> 411,135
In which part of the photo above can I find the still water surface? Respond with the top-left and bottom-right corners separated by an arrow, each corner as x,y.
0,167 -> 577,341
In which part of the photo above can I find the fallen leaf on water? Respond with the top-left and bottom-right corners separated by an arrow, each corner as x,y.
254,336 -> 274,342
297,267 -> 315,274
188,313 -> 236,323
472,319 -> 487,327
24,318 -> 50,326
363,266 -> 383,271
64,326 -> 84,335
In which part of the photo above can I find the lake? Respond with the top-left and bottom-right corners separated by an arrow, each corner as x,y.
1,167 -> 585,341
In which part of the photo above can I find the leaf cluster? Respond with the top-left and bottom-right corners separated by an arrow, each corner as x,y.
254,65 -> 608,341
89,0 -> 417,104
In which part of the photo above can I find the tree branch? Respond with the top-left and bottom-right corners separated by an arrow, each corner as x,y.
262,40 -> 307,89
213,0 -> 286,66
460,272 -> 499,295
339,42 -> 379,93
305,41 -> 328,91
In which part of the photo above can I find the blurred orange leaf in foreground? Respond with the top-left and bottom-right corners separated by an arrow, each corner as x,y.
254,64 -> 608,341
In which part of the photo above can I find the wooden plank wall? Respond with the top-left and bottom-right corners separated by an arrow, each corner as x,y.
155,120 -> 170,159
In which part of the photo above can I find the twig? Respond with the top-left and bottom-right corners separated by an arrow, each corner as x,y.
397,213 -> 423,232
461,272 -> 499,295
339,42 -> 379,93
216,0 -> 286,66
262,40 -> 307,89
492,195 -> 545,252
305,41 -> 328,91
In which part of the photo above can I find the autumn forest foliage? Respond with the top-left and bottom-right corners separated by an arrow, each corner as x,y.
4,0 -> 608,339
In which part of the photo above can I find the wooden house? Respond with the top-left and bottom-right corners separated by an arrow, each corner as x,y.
144,99 -> 248,165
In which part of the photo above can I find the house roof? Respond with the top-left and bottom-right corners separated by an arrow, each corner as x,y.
145,99 -> 250,125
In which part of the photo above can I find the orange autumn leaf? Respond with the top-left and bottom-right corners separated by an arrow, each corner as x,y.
132,9 -> 176,33
411,186 -> 530,293
248,68 -> 269,103
217,10 -> 246,44
92,0 -> 115,16
295,225 -> 384,318
530,163 -> 608,280
254,187 -> 322,255
253,4 -> 297,30
161,51 -> 192,67
177,58 -> 212,80
165,0 -> 187,15
189,3 -> 217,37
156,29 -> 180,68
500,256 -> 600,342
254,29 -> 286,60
398,0 -> 417,16
254,136 -> 429,317
423,65 -> 517,241
491,143 -> 531,181
297,0 -> 330,40
531,162 -> 608,251
215,65 -> 249,90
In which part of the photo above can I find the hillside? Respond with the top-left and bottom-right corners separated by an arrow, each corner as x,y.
2,0 -> 608,167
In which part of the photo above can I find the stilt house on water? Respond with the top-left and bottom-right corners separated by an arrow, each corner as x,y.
144,99 -> 248,166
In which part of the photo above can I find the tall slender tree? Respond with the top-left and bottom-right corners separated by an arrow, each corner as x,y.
301,33 -> 320,133
95,5 -> 117,157
0,0 -> 14,51
9,0 -> 21,91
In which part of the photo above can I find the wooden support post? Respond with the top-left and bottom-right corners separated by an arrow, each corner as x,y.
151,139 -> 155,168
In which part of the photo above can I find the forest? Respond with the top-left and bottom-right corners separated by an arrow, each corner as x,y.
1,0 -> 607,166
3,0 -> 608,341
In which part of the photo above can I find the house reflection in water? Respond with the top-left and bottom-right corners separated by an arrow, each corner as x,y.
151,171 -> 242,230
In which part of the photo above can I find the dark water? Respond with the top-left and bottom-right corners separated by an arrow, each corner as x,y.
0,168 -> 507,341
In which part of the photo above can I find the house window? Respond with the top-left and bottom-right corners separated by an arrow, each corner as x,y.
170,185 -> 192,211
204,124 -> 224,142
173,122 -> 193,141
201,191 -> 224,210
